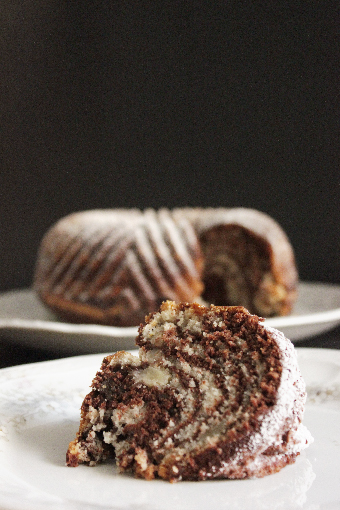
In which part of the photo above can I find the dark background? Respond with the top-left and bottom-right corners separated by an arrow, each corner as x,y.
1,2 -> 339,292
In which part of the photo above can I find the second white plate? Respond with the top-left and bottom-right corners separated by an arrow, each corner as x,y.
0,282 -> 340,354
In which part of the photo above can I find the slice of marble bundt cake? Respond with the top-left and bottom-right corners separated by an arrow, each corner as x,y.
66,301 -> 312,481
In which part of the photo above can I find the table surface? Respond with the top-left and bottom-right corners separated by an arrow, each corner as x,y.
0,324 -> 339,370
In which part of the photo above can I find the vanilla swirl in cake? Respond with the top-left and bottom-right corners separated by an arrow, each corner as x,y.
66,302 -> 312,481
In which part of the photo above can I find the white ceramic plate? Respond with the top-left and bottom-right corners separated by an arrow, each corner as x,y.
0,348 -> 339,510
0,282 -> 340,354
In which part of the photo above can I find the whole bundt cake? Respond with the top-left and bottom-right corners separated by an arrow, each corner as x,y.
34,207 -> 298,326
66,301 -> 312,481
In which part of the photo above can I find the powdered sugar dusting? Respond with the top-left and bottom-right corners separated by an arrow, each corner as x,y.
205,324 -> 312,479
242,326 -> 311,457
